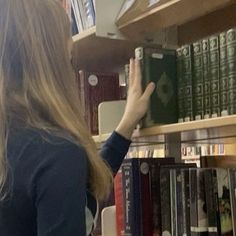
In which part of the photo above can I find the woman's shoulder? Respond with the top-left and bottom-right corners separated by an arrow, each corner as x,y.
8,127 -> 86,163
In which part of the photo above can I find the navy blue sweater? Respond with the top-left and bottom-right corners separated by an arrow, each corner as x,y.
0,128 -> 131,236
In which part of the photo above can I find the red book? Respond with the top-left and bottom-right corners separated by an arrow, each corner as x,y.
78,70 -> 123,135
114,170 -> 125,236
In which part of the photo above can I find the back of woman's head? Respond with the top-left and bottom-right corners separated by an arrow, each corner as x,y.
0,0 -> 112,200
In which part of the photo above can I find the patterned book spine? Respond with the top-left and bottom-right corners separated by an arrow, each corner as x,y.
193,41 -> 204,120
209,35 -> 221,117
122,159 -> 141,236
182,169 -> 191,236
202,38 -> 211,119
160,168 -> 172,235
219,32 -> 229,116
182,44 -> 194,121
177,47 -> 185,122
216,168 -> 233,235
114,170 -> 125,236
121,161 -> 133,236
226,28 -> 236,115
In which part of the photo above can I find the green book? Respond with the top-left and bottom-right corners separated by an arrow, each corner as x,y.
202,38 -> 211,119
226,28 -> 236,115
182,45 -> 194,121
135,46 -> 178,127
176,47 -> 185,122
219,31 -> 229,116
209,35 -> 221,118
193,41 -> 204,120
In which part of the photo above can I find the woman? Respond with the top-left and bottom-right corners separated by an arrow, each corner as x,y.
0,0 -> 155,235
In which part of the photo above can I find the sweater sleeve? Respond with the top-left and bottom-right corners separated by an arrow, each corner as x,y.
100,131 -> 131,175
32,142 -> 88,236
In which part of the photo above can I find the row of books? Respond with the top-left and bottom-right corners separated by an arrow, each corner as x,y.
177,27 -> 236,122
60,0 -> 95,34
114,156 -> 236,236
182,144 -> 225,158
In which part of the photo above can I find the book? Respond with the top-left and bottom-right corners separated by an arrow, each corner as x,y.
77,70 -> 123,135
135,46 -> 178,127
226,28 -> 236,115
228,169 -> 236,235
219,31 -> 229,116
114,170 -> 125,236
209,35 -> 221,118
202,38 -> 211,119
189,168 -> 208,236
193,41 -> 204,120
215,168 -> 233,235
176,47 -> 185,122
204,169 -> 220,235
182,44 -> 194,121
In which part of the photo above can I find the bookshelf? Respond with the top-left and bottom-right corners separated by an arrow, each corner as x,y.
70,1 -> 236,235
116,0 -> 236,45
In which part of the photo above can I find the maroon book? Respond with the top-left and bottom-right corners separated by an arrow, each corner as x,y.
77,70 -> 123,135
114,170 -> 125,236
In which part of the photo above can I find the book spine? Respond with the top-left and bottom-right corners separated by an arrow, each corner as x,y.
182,169 -> 191,236
170,169 -> 177,236
228,169 -> 236,235
121,161 -> 133,236
176,169 -> 184,236
219,32 -> 229,116
202,38 -> 211,119
209,35 -> 221,117
182,44 -> 194,121
226,28 -> 236,115
193,41 -> 204,120
139,160 -> 153,236
190,168 -> 199,236
204,169 -> 219,235
216,168 -> 233,235
122,159 -> 142,236
82,0 -> 95,27
160,168 -> 171,235
114,170 -> 125,236
177,47 -> 185,122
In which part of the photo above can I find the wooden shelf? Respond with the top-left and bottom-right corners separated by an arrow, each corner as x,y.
117,0 -> 236,44
72,26 -> 142,72
92,116 -> 236,144
133,115 -> 236,143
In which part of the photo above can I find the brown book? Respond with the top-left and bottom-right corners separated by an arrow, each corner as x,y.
200,155 -> 236,168
77,70 -> 123,135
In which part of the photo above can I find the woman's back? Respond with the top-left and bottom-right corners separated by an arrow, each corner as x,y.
1,128 -> 88,236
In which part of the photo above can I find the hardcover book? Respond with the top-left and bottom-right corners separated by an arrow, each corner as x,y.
182,44 -> 194,121
219,31 -> 229,116
135,46 -> 178,127
193,41 -> 204,120
77,70 -> 123,135
202,38 -> 211,119
176,47 -> 185,122
226,28 -> 236,115
209,35 -> 221,117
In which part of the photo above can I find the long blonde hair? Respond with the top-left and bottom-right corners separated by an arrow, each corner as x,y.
0,0 -> 112,200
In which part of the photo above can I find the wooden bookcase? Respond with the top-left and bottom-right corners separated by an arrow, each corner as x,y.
72,0 -> 236,160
